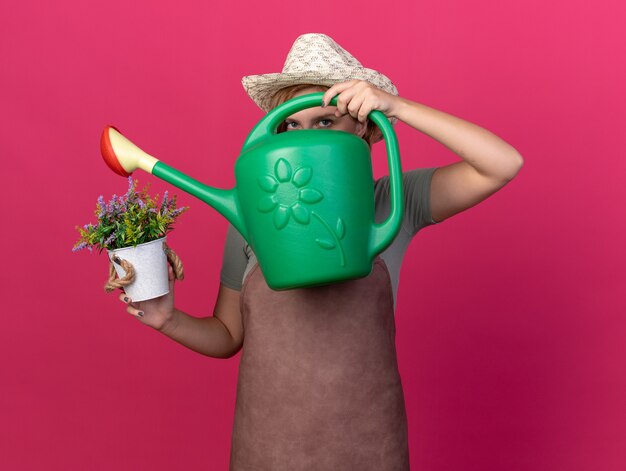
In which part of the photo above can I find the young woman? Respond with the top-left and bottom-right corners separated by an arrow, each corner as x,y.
119,33 -> 523,470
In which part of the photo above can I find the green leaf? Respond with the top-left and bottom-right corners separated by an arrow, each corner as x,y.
336,218 -> 345,239
315,238 -> 335,250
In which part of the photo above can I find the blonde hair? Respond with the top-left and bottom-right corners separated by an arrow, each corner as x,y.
268,84 -> 381,148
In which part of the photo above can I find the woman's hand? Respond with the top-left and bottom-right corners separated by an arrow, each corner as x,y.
119,264 -> 176,331
321,80 -> 404,123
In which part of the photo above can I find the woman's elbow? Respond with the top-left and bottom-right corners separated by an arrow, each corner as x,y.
501,151 -> 524,182
212,336 -> 244,359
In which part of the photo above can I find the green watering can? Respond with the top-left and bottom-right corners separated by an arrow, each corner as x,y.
101,93 -> 404,290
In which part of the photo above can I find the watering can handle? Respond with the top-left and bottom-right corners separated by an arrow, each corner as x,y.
242,92 -> 404,258
367,108 -> 404,257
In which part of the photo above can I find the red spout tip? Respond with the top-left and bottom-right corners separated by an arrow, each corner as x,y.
101,125 -> 132,177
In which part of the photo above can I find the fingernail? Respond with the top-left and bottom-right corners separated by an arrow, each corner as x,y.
321,101 -> 326,108
138,311 -> 144,317
123,297 -> 130,303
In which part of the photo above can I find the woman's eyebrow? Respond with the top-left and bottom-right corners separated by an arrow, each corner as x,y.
286,113 -> 337,122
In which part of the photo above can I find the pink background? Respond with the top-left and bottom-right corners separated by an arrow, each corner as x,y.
1,0 -> 625,469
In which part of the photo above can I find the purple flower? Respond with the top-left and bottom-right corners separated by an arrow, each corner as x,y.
108,194 -> 119,213
125,176 -> 135,197
97,195 -> 106,218
104,232 -> 116,247
72,242 -> 92,253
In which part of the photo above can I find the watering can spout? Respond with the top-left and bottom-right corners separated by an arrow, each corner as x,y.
100,126 -> 246,239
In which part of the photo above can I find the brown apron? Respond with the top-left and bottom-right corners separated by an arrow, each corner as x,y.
229,258 -> 410,470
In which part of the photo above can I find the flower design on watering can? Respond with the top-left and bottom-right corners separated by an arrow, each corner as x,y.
257,158 -> 324,229
257,158 -> 346,266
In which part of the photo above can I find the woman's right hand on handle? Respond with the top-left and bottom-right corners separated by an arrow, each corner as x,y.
119,264 -> 176,331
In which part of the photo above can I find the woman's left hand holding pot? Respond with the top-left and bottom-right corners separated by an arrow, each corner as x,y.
119,264 -> 176,331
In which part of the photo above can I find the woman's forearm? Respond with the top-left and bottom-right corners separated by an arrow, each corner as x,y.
394,98 -> 523,180
158,309 -> 240,359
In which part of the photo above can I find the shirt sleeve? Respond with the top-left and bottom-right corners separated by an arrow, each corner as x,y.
401,167 -> 439,235
219,223 -> 249,291
374,167 -> 439,237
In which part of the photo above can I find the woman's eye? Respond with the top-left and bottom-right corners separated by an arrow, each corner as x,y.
285,121 -> 299,129
318,119 -> 333,127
